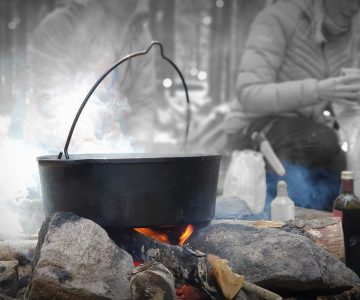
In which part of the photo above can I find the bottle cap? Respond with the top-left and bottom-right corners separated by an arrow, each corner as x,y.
276,180 -> 288,197
341,171 -> 353,180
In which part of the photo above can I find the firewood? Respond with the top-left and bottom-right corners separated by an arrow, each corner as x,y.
129,261 -> 176,300
114,229 -> 218,298
284,217 -> 345,262
207,255 -> 281,300
111,229 -> 282,300
207,254 -> 244,299
241,282 -> 282,300
208,254 -> 282,300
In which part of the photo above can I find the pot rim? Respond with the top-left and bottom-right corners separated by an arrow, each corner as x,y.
37,153 -> 222,164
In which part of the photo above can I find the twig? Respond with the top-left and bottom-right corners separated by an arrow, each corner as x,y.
242,281 -> 282,300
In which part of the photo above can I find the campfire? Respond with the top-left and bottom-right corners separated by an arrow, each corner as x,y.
134,224 -> 194,246
0,43 -> 359,300
1,209 -> 360,300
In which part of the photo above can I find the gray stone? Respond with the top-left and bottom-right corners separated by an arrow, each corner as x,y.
0,261 -> 18,298
215,196 -> 253,220
26,212 -> 133,300
188,222 -> 360,294
130,261 -> 176,300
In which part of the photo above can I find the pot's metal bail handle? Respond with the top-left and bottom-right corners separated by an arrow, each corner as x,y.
58,41 -> 191,159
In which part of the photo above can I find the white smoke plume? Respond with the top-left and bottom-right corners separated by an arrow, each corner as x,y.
1,73 -> 141,238
0,116 -> 43,238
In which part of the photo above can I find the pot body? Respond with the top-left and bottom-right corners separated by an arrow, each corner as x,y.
37,153 -> 221,228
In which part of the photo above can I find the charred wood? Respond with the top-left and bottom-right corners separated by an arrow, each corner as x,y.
130,261 -> 176,300
111,229 -> 281,300
113,229 -> 219,299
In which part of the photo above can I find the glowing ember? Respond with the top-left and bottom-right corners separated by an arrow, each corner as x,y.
178,224 -> 194,246
134,224 -> 194,245
133,261 -> 143,267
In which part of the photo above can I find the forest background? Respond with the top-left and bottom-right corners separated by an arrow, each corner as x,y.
0,0 -> 272,151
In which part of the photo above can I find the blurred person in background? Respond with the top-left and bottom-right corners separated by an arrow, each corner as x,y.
24,0 -> 156,154
224,0 -> 360,211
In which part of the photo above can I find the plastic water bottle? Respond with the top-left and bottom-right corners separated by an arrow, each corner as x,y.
271,181 -> 295,221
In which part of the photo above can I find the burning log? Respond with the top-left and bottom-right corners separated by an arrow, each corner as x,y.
114,229 -> 219,298
129,261 -> 177,300
111,229 -> 282,300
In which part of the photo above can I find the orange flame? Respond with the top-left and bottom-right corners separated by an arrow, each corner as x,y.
134,227 -> 170,244
134,224 -> 194,245
178,224 -> 194,246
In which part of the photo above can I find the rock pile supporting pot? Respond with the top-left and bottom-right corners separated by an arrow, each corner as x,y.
1,211 -> 360,300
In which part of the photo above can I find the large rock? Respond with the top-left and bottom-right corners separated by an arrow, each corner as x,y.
188,222 -> 360,294
0,238 -> 35,299
26,212 -> 133,300
0,261 -> 18,297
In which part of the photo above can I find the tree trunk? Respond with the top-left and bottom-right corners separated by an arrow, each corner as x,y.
221,0 -> 232,103
227,0 -> 239,102
9,0 -> 28,138
1,0 -> 13,115
0,0 -> 7,114
208,0 -> 223,104
162,0 -> 175,95
148,0 -> 175,91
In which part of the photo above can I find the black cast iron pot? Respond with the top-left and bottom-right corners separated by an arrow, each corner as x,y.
37,42 -> 221,228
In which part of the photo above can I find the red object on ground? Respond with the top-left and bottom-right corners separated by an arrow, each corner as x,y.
176,284 -> 209,300
133,261 -> 143,267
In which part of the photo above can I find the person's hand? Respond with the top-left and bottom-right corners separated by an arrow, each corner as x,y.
318,75 -> 360,104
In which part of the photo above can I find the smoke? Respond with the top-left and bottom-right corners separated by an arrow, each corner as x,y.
0,12 -> 152,237
265,161 -> 340,213
0,1 -> 164,238
0,116 -> 44,238
1,72 -> 141,238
